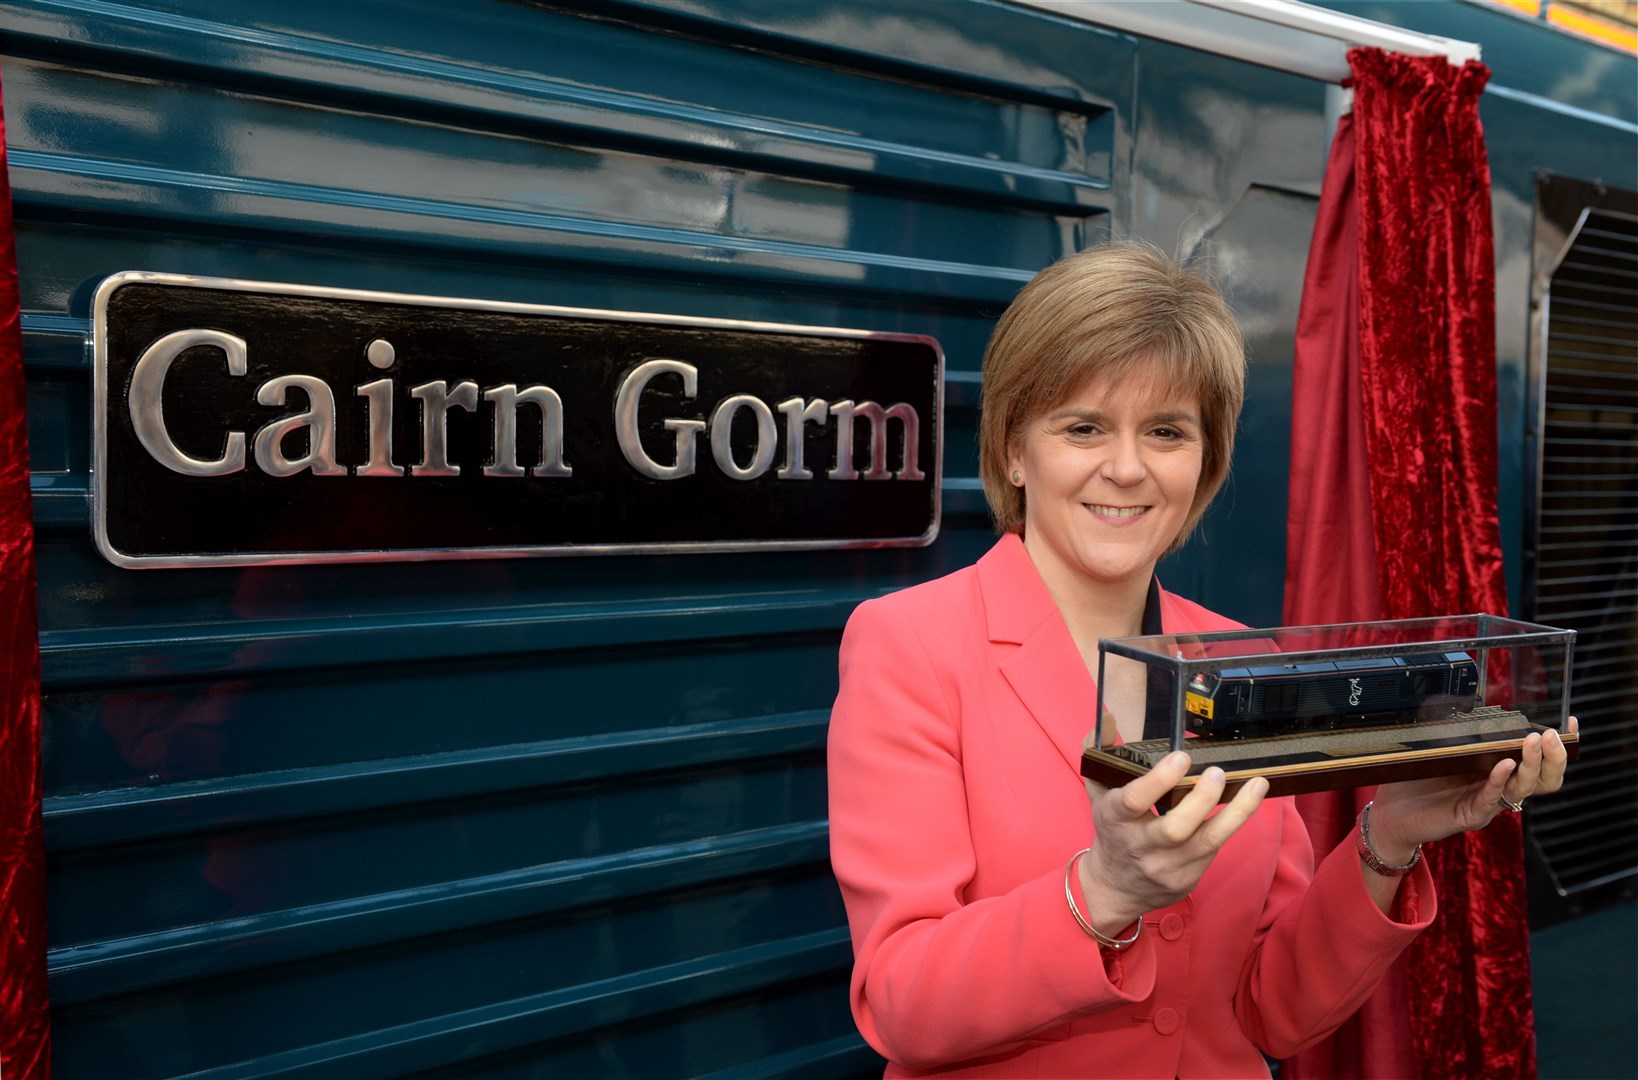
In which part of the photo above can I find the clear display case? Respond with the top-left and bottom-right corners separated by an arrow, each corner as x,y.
1081,614 -> 1578,807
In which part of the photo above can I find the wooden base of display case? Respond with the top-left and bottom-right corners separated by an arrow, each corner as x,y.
1080,708 -> 1580,810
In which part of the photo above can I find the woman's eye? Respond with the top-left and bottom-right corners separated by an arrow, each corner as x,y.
1067,423 -> 1099,437
1151,426 -> 1183,440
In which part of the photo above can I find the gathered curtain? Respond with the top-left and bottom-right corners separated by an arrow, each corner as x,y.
0,72 -> 51,1080
1283,48 -> 1532,1079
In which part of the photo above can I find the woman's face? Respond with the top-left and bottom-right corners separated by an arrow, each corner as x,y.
1008,369 -> 1204,594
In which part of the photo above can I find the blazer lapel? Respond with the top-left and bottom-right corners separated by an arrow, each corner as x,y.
979,535 -> 1098,777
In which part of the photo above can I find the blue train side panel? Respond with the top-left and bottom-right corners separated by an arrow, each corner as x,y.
5,0 -> 1632,1075
8,3 -> 1123,1074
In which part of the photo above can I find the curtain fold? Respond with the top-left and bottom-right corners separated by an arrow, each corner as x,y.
1350,47 -> 1531,1080
0,73 -> 51,1079
1283,48 -> 1533,1079
1282,108 -> 1415,1080
1283,111 -> 1380,632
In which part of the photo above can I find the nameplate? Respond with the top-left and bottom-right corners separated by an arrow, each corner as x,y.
93,273 -> 942,567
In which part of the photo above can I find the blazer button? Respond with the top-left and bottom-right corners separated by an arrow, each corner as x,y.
1154,1007 -> 1181,1035
1159,913 -> 1185,940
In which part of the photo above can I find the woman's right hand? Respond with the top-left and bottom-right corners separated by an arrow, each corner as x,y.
1077,744 -> 1269,937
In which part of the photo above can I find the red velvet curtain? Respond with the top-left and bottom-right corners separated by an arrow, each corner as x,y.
1353,48 -> 1530,1080
0,73 -> 51,1079
1283,48 -> 1533,1079
1283,107 -> 1414,1080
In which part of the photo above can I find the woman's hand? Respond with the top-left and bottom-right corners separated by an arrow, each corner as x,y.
1078,738 -> 1269,936
1366,716 -> 1578,864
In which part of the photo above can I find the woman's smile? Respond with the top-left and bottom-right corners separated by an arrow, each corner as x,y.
1086,503 -> 1149,522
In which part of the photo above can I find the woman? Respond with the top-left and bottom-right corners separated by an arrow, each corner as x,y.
827,241 -> 1571,1078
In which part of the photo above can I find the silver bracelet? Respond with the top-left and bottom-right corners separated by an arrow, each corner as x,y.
1065,848 -> 1143,950
1356,800 -> 1422,878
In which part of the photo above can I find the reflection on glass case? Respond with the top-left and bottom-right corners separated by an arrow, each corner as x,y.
1081,614 -> 1578,808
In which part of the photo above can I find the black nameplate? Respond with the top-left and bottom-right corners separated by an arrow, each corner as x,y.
93,273 -> 943,567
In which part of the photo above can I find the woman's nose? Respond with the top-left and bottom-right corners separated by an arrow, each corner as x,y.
1101,434 -> 1147,485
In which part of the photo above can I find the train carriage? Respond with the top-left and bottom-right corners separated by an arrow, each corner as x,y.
1184,651 -> 1482,737
1,0 -> 1632,1075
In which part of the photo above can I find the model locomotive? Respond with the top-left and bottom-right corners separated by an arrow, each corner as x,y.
1183,652 -> 1480,738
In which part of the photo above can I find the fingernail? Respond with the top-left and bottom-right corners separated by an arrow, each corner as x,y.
1205,766 -> 1224,782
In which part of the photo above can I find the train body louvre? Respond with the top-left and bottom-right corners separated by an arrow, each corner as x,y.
1184,652 -> 1481,738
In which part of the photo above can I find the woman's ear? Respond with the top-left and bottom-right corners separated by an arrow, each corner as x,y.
1006,439 -> 1024,486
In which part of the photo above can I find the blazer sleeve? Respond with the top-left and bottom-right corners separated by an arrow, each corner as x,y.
828,597 -> 1155,1070
1233,798 -> 1437,1057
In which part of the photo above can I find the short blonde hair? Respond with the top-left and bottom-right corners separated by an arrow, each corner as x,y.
979,240 -> 1245,551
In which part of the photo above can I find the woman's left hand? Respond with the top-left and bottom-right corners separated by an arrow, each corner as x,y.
1366,716 -> 1578,863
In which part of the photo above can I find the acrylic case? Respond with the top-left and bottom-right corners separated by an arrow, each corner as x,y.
1080,614 -> 1578,808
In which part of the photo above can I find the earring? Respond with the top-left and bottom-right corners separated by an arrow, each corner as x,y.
1011,470 -> 1022,485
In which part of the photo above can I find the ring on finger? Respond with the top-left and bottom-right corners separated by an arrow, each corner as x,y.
1498,795 -> 1525,813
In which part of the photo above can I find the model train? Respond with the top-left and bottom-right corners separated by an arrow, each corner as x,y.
1183,652 -> 1481,738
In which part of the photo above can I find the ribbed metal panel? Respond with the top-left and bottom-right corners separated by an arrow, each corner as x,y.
4,0 -> 1125,1074
1528,195 -> 1638,898
18,0 -> 1628,1069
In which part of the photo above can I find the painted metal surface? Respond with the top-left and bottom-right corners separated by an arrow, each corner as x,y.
6,0 -> 1632,1075
5,1 -> 1115,1074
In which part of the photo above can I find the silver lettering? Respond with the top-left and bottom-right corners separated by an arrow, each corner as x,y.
710,394 -> 777,481
484,384 -> 573,478
828,400 -> 924,481
128,329 -> 247,476
252,375 -> 346,477
775,397 -> 829,480
614,359 -> 704,480
410,380 -> 478,477
355,378 -> 402,477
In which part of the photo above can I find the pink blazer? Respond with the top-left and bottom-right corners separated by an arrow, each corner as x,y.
828,534 -> 1435,1078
